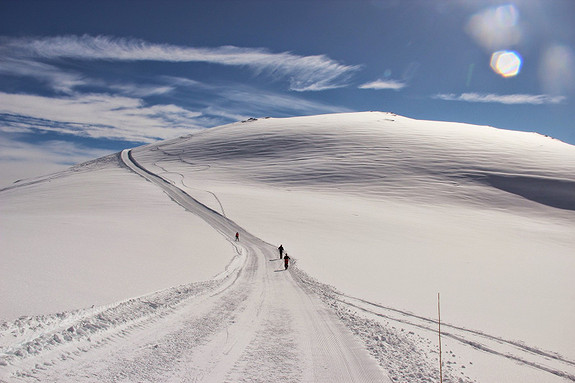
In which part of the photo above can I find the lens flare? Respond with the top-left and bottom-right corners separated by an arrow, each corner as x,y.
495,4 -> 519,28
540,44 -> 575,95
490,50 -> 522,77
466,4 -> 522,51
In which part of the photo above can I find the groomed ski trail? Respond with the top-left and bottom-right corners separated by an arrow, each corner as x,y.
0,149 -> 391,382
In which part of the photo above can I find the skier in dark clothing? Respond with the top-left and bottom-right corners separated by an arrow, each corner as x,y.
278,244 -> 284,259
235,232 -> 239,241
284,254 -> 290,270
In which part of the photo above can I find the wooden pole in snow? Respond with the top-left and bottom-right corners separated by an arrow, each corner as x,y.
438,293 -> 443,383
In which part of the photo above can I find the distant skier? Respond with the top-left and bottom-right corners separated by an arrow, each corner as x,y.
235,232 -> 239,241
284,253 -> 290,270
278,244 -> 284,259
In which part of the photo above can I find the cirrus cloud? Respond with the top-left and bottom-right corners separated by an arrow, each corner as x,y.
0,35 -> 360,92
434,92 -> 565,105
358,79 -> 406,90
0,91 -> 202,143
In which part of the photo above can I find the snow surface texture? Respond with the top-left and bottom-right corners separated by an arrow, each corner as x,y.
1,112 -> 574,382
0,154 -> 234,319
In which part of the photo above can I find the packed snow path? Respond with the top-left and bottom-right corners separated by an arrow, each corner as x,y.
0,149 -> 389,382
121,149 -> 389,382
3,112 -> 575,383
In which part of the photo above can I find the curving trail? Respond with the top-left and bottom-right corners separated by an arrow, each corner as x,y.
121,149 -> 389,382
0,149 -> 389,382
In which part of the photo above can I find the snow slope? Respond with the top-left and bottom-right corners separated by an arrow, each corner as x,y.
0,154 -> 234,320
132,111 -> 575,349
1,112 -> 574,382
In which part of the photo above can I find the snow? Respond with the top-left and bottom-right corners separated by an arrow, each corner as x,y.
0,154 -> 234,320
1,112 -> 574,382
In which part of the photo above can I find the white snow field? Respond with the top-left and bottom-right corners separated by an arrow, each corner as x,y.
1,112 -> 574,382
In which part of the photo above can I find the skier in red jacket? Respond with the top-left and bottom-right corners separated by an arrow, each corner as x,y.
284,253 -> 290,270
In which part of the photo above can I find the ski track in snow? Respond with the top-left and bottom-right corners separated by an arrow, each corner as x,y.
2,143 -> 573,382
1,149 -> 389,382
331,294 -> 575,382
149,144 -> 227,217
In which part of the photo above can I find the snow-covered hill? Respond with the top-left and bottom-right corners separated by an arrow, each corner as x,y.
1,112 -> 574,382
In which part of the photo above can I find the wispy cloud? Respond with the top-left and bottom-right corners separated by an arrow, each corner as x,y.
0,56 -> 176,97
358,79 -> 406,90
106,83 -> 175,98
1,35 -> 359,91
0,136 -> 111,188
0,57 -> 86,94
154,78 -> 352,120
434,92 -> 565,105
0,34 -> 357,158
0,92 -> 202,142
214,86 -> 352,116
0,79 -> 351,145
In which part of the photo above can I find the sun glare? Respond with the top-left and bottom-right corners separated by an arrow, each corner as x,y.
490,50 -> 522,78
466,4 -> 521,51
467,4 -> 526,78
540,44 -> 575,94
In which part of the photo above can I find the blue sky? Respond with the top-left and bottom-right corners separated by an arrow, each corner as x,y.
1,0 -> 574,186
